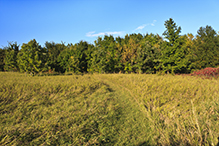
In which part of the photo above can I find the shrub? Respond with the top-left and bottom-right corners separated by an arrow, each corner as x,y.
190,67 -> 219,78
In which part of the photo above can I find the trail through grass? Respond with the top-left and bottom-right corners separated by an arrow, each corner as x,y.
100,74 -> 219,145
1,72 -> 219,145
0,72 -> 152,145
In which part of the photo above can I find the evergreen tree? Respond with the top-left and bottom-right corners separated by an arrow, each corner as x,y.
192,25 -> 219,69
161,18 -> 190,73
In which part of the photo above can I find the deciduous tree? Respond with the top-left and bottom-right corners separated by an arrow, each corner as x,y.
58,41 -> 91,73
4,42 -> 19,71
17,39 -> 48,75
0,48 -> 6,71
45,41 -> 66,72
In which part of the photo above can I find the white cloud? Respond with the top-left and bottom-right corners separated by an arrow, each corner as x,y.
151,20 -> 157,26
135,20 -> 157,30
86,31 -> 123,37
136,24 -> 148,30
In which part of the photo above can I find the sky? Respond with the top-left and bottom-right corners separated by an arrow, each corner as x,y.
0,0 -> 219,48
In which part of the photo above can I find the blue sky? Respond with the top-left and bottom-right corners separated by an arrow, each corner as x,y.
0,0 -> 219,48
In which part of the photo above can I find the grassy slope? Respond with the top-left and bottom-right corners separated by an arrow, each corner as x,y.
0,72 -> 219,145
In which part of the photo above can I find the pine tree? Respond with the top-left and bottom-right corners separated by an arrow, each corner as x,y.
161,18 -> 190,73
192,25 -> 219,69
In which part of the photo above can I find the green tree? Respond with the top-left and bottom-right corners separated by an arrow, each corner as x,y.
88,46 -> 107,73
57,48 -> 74,73
58,41 -> 92,73
17,39 -> 48,75
4,42 -> 19,71
88,35 -> 120,73
161,18 -> 190,73
192,25 -> 219,69
0,48 -> 6,71
45,41 -> 66,72
75,41 -> 91,73
119,34 -> 140,73
181,33 -> 195,72
134,34 -> 162,74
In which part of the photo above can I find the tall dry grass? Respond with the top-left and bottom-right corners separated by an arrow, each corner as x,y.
100,74 -> 219,145
1,72 -> 219,145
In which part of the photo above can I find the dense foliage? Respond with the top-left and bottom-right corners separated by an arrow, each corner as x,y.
0,18 -> 219,74
0,48 -> 6,71
3,42 -> 19,72
17,39 -> 48,75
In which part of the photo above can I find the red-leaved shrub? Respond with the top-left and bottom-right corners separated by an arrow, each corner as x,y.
190,67 -> 219,78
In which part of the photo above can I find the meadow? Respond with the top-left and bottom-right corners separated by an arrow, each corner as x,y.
0,72 -> 219,145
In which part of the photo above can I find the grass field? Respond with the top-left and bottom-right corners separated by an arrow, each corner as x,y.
0,72 -> 219,145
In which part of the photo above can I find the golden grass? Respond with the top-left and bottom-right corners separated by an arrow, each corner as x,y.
100,74 -> 219,145
1,72 -> 219,145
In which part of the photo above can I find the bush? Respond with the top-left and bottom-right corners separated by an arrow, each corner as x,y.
190,67 -> 219,78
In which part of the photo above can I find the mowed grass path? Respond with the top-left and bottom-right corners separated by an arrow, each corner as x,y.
0,72 -> 219,145
99,74 -> 219,145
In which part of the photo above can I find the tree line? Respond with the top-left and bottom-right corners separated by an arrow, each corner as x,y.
1,18 -> 219,75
